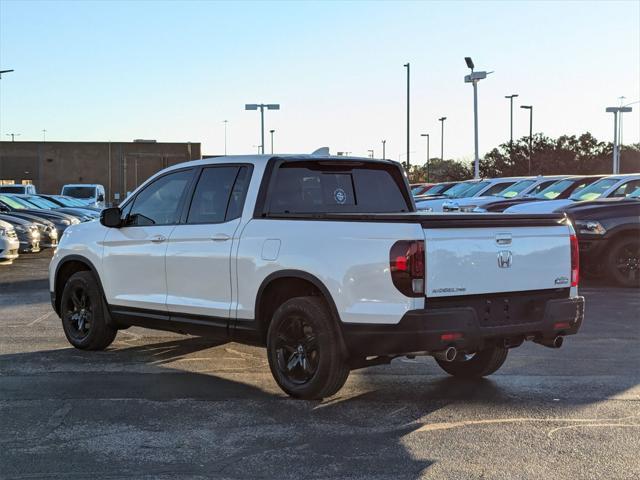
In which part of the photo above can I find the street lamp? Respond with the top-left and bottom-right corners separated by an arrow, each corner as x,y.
606,106 -> 633,174
0,69 -> 14,78
420,133 -> 430,182
404,62 -> 410,168
245,103 -> 280,154
5,133 -> 20,142
438,117 -> 447,161
520,105 -> 533,175
269,129 -> 275,154
382,140 -> 386,160
505,94 -> 519,147
464,57 -> 493,179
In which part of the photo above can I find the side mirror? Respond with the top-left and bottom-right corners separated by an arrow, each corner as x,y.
97,194 -> 105,202
100,207 -> 122,228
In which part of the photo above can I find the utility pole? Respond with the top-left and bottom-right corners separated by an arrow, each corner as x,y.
520,105 -> 533,175
382,140 -> 386,160
270,129 -> 275,154
404,63 -> 410,168
438,117 -> 447,161
6,133 -> 20,142
420,133 -> 430,182
367,149 -> 374,158
505,94 -> 518,148
606,106 -> 632,174
42,129 -> 47,142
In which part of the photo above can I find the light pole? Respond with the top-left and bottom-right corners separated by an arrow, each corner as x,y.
42,129 -> 47,142
420,133 -> 430,182
223,120 -> 228,155
6,133 -> 20,142
464,57 -> 493,179
520,105 -> 533,175
367,149 -> 374,158
404,62 -> 410,168
269,129 -> 275,154
505,94 -> 518,147
606,106 -> 633,174
245,103 -> 280,154
382,140 -> 386,160
438,117 -> 447,161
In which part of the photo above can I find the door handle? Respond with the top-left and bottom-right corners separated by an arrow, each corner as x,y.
150,234 -> 167,243
211,233 -> 231,242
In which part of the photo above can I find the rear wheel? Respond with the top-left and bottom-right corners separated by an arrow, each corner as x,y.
267,296 -> 349,400
60,271 -> 117,350
606,237 -> 640,288
435,345 -> 508,378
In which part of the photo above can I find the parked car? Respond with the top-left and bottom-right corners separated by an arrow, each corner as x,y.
450,176 -> 566,212
0,214 -> 41,253
0,219 -> 20,264
476,175 -> 604,213
50,154 -> 584,400
0,184 -> 37,195
13,194 -> 99,222
560,188 -> 640,287
505,174 -> 640,213
60,184 -> 106,209
0,211 -> 59,249
0,194 -> 80,238
416,177 -> 527,212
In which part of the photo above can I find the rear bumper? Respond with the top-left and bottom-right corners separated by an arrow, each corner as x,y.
342,295 -> 584,357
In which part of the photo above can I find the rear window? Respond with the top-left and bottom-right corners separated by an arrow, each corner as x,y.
62,186 -> 96,199
0,186 -> 25,193
266,162 -> 411,214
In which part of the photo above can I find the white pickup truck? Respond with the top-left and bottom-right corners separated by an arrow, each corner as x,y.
50,155 -> 584,399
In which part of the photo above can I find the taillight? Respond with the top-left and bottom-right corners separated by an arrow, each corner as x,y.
570,233 -> 579,287
390,240 -> 425,297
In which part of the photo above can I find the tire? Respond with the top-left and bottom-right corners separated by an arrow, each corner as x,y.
60,271 -> 117,350
605,237 -> 640,288
266,296 -> 350,400
435,345 -> 508,379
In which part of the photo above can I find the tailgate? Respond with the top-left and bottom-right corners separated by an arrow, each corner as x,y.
424,225 -> 571,297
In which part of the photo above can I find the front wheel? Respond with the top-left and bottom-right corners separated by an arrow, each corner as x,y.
606,237 -> 640,288
60,271 -> 117,350
435,345 -> 508,378
267,296 -> 350,400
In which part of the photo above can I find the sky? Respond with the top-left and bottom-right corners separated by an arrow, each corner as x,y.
0,0 -> 639,164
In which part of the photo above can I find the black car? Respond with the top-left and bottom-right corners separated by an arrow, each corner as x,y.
0,214 -> 41,253
560,191 -> 640,287
480,175 -> 604,212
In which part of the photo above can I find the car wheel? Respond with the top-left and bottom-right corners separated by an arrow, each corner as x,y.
267,296 -> 350,400
435,345 -> 508,378
606,237 -> 640,288
60,271 -> 117,350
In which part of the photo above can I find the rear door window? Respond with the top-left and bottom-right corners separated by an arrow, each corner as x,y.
186,166 -> 251,224
266,162 -> 410,214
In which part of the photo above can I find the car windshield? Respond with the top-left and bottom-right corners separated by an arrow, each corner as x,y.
498,180 -> 535,198
534,179 -> 576,199
51,195 -> 86,207
24,196 -> 58,209
62,186 -> 96,199
443,182 -> 477,198
456,181 -> 491,198
569,178 -> 618,201
424,183 -> 454,195
0,195 -> 32,209
0,186 -> 26,193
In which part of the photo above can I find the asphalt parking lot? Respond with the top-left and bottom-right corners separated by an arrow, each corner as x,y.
0,251 -> 638,479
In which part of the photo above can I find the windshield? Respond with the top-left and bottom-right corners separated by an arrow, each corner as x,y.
456,181 -> 491,198
23,196 -> 58,209
498,180 -> 535,198
569,178 -> 618,201
52,195 -> 86,207
424,183 -> 454,195
534,179 -> 575,199
443,182 -> 477,198
0,195 -> 32,209
62,186 -> 96,199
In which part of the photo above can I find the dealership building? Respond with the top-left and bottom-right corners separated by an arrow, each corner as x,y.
0,140 -> 201,203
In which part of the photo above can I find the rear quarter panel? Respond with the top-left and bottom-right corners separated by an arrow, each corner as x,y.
235,219 -> 424,325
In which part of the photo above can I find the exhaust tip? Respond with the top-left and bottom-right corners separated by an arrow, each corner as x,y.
553,336 -> 564,348
434,346 -> 458,362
